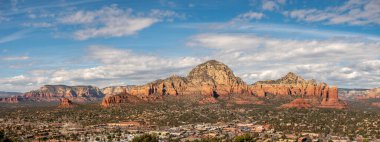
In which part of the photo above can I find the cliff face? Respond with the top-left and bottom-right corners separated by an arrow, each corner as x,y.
23,85 -> 104,102
250,72 -> 346,109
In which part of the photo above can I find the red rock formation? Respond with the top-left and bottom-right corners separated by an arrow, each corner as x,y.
281,98 -> 312,109
357,87 -> 380,99
58,98 -> 74,108
250,72 -> 346,109
100,60 -> 345,109
372,102 -> 380,107
319,86 -> 346,109
101,95 -> 129,107
101,60 -> 253,107
0,96 -> 20,103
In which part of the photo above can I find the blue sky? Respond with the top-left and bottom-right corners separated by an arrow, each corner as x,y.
0,0 -> 379,92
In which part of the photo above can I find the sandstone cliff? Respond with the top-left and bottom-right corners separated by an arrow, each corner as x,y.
23,85 -> 104,102
250,72 -> 346,109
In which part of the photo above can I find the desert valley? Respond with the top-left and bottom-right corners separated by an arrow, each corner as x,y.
1,0 -> 380,142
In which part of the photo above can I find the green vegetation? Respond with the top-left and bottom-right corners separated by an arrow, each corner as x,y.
233,133 -> 257,142
131,134 -> 159,142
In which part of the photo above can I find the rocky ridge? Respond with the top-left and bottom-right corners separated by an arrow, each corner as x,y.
102,60 -> 345,109
250,72 -> 346,109
102,60 -> 250,107
23,85 -> 104,102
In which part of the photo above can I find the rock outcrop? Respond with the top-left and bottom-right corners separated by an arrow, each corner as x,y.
96,60 -> 345,109
23,85 -> 104,102
250,72 -> 346,109
0,96 -> 21,103
58,98 -> 74,108
101,60 -> 251,107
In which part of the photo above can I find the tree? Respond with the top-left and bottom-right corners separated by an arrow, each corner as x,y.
234,133 -> 257,142
131,134 -> 159,142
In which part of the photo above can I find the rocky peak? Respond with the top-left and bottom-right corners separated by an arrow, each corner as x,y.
187,60 -> 243,85
278,72 -> 306,84
255,72 -> 316,85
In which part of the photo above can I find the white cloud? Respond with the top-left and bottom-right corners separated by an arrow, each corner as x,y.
0,30 -> 29,44
1,56 -> 30,61
260,0 -> 286,11
231,12 -> 264,22
285,0 -> 380,25
0,46 -> 203,92
262,1 -> 278,11
58,5 -> 183,40
22,22 -> 53,28
187,33 -> 380,87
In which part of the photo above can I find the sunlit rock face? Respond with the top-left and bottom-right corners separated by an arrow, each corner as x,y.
250,72 -> 346,109
23,85 -> 104,102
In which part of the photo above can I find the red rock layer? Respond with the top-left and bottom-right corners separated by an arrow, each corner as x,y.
250,72 -> 346,109
281,98 -> 312,109
58,98 -> 74,108
357,87 -> 380,99
372,102 -> 380,107
0,96 -> 20,103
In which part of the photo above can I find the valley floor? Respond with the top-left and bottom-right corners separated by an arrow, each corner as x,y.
0,101 -> 380,142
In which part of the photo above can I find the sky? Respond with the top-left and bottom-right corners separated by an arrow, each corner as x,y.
0,0 -> 379,92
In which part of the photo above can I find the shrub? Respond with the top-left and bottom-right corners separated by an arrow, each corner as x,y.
131,134 -> 159,142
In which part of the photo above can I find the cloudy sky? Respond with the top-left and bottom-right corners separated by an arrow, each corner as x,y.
0,0 -> 379,92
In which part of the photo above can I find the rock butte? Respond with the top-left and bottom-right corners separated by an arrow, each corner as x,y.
0,96 -> 21,103
58,98 -> 75,108
102,60 -> 346,109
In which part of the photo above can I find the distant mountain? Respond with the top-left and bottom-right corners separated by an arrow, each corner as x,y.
23,85 -> 105,102
251,72 -> 346,109
338,88 -> 369,100
357,87 -> 380,99
354,87 -> 380,107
